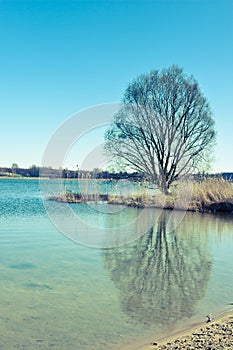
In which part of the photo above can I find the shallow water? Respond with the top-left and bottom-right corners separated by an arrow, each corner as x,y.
0,179 -> 233,349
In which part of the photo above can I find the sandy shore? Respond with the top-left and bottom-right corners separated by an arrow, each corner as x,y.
138,312 -> 233,350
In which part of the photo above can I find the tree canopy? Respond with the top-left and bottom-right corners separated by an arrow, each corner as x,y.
105,65 -> 216,193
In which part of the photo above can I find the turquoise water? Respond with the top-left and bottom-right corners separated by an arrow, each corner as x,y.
0,179 -> 233,349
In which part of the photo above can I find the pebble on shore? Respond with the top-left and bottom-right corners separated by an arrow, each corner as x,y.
150,316 -> 233,350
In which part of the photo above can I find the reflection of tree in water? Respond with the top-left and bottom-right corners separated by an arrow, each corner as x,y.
103,212 -> 212,325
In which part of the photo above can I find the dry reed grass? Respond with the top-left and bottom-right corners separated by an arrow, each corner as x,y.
189,178 -> 233,211
108,178 -> 233,212
50,177 -> 233,212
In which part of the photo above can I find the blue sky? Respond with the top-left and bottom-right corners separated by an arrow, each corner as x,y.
0,0 -> 232,172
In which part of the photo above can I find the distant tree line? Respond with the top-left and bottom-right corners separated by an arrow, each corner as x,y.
0,165 -> 40,178
0,166 -> 232,182
194,172 -> 233,182
0,166 -> 145,181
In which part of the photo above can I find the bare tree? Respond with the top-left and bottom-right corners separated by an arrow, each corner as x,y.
105,66 -> 216,194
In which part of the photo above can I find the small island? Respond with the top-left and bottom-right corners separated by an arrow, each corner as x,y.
48,177 -> 233,213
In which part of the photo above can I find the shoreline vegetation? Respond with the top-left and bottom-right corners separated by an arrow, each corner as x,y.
48,178 -> 233,213
1,173 -> 232,212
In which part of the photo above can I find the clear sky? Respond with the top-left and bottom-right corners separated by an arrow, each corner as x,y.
0,0 -> 232,172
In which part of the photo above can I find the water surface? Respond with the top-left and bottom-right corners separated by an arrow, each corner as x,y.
0,179 -> 233,349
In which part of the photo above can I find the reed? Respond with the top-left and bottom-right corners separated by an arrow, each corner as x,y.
189,177 -> 233,211
49,177 -> 233,212
108,178 -> 233,212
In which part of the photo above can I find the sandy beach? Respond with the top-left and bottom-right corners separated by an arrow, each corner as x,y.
137,311 -> 233,350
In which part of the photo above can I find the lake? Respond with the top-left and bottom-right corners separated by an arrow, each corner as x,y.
0,178 -> 233,349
